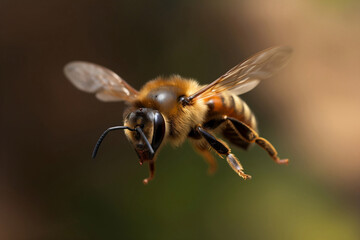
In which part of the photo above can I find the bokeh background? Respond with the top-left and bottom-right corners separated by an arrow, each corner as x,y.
1,0 -> 360,239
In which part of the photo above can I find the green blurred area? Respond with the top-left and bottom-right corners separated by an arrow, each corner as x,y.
46,142 -> 359,240
1,0 -> 359,239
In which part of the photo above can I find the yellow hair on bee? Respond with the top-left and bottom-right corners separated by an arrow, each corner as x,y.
137,75 -> 208,146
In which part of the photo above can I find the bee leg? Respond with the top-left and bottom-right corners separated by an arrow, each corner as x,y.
226,117 -> 289,165
191,140 -> 217,175
143,160 -> 155,185
197,126 -> 251,180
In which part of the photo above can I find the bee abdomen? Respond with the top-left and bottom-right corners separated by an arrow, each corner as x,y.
205,94 -> 257,150
206,94 -> 257,130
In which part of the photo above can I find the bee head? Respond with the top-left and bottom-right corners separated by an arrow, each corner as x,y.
91,108 -> 166,164
123,108 -> 166,164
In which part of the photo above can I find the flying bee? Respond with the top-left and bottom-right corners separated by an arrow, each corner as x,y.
64,46 -> 291,184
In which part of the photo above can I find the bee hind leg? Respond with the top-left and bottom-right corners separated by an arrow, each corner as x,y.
196,126 -> 251,180
226,117 -> 289,165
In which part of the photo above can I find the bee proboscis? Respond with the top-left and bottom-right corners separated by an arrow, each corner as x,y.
64,46 -> 292,184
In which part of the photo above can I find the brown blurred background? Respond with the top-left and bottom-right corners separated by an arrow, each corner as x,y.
1,0 -> 360,239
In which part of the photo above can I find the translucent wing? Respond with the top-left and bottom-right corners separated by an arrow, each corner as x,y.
187,46 -> 292,102
64,61 -> 139,102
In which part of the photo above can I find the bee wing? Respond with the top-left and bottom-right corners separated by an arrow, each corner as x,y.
188,46 -> 292,101
64,61 -> 139,102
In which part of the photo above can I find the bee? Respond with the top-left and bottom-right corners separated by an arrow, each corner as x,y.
64,46 -> 291,184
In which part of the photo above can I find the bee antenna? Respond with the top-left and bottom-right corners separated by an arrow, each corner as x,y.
92,126 -> 135,159
135,127 -> 155,156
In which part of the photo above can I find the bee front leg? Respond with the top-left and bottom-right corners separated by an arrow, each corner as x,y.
226,117 -> 289,164
196,126 -> 251,180
143,160 -> 155,185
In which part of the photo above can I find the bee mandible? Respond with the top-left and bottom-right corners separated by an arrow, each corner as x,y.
64,46 -> 292,184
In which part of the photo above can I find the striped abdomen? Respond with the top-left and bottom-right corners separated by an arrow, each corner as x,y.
205,93 -> 257,149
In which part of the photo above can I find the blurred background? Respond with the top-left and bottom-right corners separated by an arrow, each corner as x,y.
1,0 -> 360,239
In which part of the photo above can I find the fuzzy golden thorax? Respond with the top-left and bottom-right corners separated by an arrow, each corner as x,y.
133,75 -> 208,146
